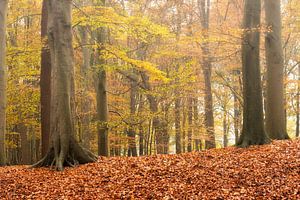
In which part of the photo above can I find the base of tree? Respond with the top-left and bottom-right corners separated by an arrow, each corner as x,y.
269,132 -> 290,140
237,134 -> 271,148
31,138 -> 97,171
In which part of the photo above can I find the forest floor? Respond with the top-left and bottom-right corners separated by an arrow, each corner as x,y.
0,139 -> 299,199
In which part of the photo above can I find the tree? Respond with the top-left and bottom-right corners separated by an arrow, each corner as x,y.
238,0 -> 269,147
265,0 -> 290,140
95,0 -> 109,156
33,0 -> 97,170
40,0 -> 51,157
198,0 -> 216,149
0,0 -> 8,166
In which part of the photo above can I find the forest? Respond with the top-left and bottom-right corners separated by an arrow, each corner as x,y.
0,0 -> 299,198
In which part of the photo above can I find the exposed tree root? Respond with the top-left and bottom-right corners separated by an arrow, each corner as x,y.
237,134 -> 271,148
31,138 -> 97,171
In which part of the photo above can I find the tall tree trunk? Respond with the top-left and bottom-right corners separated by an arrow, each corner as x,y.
198,0 -> 215,149
40,0 -> 52,157
138,95 -> 144,156
95,0 -> 109,156
187,97 -> 193,152
78,26 -> 91,149
296,64 -> 300,138
182,100 -> 186,153
18,124 -> 30,164
223,107 -> 228,147
33,0 -> 97,171
140,72 -> 164,154
238,0 -> 269,147
128,79 -> 137,157
0,0 -> 8,166
193,98 -> 201,151
265,0 -> 289,140
175,98 -> 181,154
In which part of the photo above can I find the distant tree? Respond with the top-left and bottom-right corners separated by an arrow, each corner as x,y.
33,0 -> 97,170
197,0 -> 216,149
0,0 -> 8,166
238,0 -> 269,147
265,0 -> 290,140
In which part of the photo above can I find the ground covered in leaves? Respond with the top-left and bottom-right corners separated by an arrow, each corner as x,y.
0,139 -> 299,199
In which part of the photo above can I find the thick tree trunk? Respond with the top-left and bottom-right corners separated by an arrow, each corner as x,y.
238,0 -> 269,147
18,125 -> 30,164
33,0 -> 97,171
198,0 -> 215,149
40,0 -> 51,158
0,0 -> 8,166
95,0 -> 109,156
265,0 -> 289,140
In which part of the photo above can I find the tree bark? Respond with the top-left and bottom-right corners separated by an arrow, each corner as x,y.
193,98 -> 201,151
78,26 -> 91,149
138,95 -> 144,156
127,78 -> 137,157
95,0 -> 109,156
265,0 -> 289,140
40,0 -> 52,158
233,70 -> 241,145
198,0 -> 216,149
238,0 -> 269,147
32,0 -> 97,171
296,64 -> 300,138
187,97 -> 193,152
175,97 -> 181,154
0,0 -> 8,166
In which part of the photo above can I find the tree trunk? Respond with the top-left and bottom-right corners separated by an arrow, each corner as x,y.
198,0 -> 215,149
175,98 -> 181,154
95,0 -> 109,156
233,70 -> 241,145
138,95 -> 144,156
238,0 -> 269,147
32,0 -> 97,171
127,79 -> 137,157
0,0 -> 8,166
187,97 -> 193,152
265,0 -> 289,140
193,98 -> 201,151
40,0 -> 52,158
223,107 -> 228,147
78,26 -> 91,149
296,64 -> 300,138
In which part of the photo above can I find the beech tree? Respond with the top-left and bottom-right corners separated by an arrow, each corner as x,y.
0,0 -> 8,166
198,0 -> 216,149
95,0 -> 109,156
33,0 -> 97,170
40,0 -> 51,157
265,0 -> 289,140
238,0 -> 269,147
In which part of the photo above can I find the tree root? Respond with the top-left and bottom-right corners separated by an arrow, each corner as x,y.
31,139 -> 97,171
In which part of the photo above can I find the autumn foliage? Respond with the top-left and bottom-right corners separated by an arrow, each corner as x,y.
0,139 -> 299,199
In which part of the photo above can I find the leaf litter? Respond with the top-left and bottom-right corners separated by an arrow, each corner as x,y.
0,139 -> 299,199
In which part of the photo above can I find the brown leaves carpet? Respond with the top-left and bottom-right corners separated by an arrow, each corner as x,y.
0,139 -> 299,199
